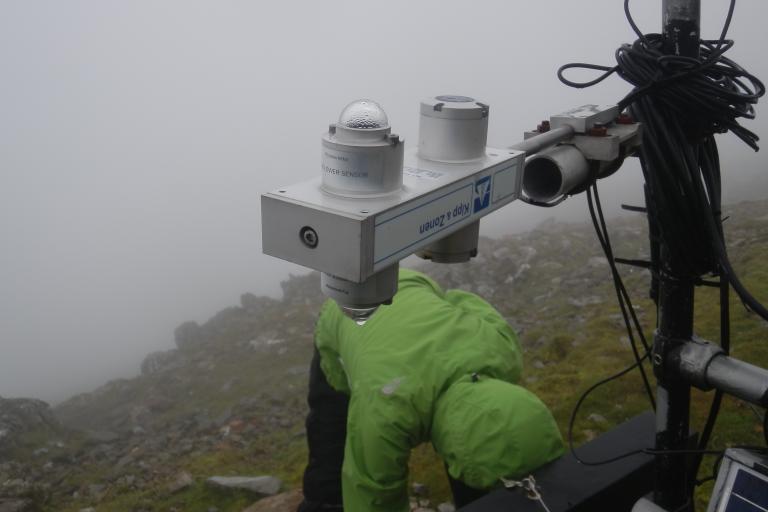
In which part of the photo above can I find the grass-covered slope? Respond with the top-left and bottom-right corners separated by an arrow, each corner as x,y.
2,200 -> 766,511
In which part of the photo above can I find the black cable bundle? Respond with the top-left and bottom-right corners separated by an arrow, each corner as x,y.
561,0 -> 768,476
559,0 -> 767,320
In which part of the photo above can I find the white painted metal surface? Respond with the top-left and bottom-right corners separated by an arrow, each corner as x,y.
261,146 -> 523,282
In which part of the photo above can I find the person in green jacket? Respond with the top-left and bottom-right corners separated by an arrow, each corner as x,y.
298,268 -> 564,512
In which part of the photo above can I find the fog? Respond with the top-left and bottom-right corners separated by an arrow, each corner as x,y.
1,1 -> 767,403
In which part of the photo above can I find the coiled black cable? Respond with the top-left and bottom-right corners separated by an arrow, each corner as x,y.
558,0 -> 767,319
561,0 -> 767,475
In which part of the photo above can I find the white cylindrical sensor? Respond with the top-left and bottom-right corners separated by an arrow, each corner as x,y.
415,221 -> 480,263
321,99 -> 404,198
418,95 -> 489,163
321,264 -> 399,324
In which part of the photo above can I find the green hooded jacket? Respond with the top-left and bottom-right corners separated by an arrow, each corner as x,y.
315,268 -> 564,512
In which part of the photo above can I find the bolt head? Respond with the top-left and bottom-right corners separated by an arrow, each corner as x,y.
588,125 -> 609,137
299,226 -> 319,248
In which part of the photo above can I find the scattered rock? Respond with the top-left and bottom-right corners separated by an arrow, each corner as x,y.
568,296 -> 603,308
512,263 -> 531,281
411,482 -> 429,497
168,471 -> 194,494
280,272 -> 323,305
241,489 -> 303,511
141,350 -> 180,375
0,500 -> 34,512
5,199 -> 765,511
86,430 -> 119,443
175,321 -> 203,350
241,292 -> 275,313
520,246 -> 538,263
2,479 -> 29,495
206,475 -> 282,495
116,475 -> 136,487
0,397 -> 61,453
588,413 -> 607,424
215,408 -> 233,427
88,483 -> 107,499
286,366 -> 309,376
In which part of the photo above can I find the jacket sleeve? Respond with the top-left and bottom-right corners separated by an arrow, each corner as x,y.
341,390 -> 417,512
314,300 -> 351,394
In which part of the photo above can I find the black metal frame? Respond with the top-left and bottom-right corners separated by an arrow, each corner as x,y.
651,2 -> 700,510
460,413 -> 657,512
462,3 -> 768,510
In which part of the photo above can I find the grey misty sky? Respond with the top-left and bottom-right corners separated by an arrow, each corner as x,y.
0,1 -> 766,402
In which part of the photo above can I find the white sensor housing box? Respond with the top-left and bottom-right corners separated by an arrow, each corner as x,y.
262,147 -> 524,283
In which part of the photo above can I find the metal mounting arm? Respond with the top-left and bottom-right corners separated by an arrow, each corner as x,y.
671,338 -> 768,407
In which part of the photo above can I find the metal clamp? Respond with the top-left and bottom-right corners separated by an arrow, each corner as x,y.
673,337 -> 723,390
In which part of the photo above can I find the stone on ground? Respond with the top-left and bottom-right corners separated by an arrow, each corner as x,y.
0,500 -> 34,512
168,470 -> 194,494
241,489 -> 303,511
206,475 -> 281,495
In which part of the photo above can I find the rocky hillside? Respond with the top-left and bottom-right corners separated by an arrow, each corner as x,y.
0,398 -> 62,452
2,199 -> 768,512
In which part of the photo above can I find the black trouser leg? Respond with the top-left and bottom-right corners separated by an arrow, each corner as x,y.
446,464 -> 488,508
298,348 -> 350,511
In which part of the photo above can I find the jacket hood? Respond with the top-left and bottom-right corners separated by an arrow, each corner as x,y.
431,377 -> 564,489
